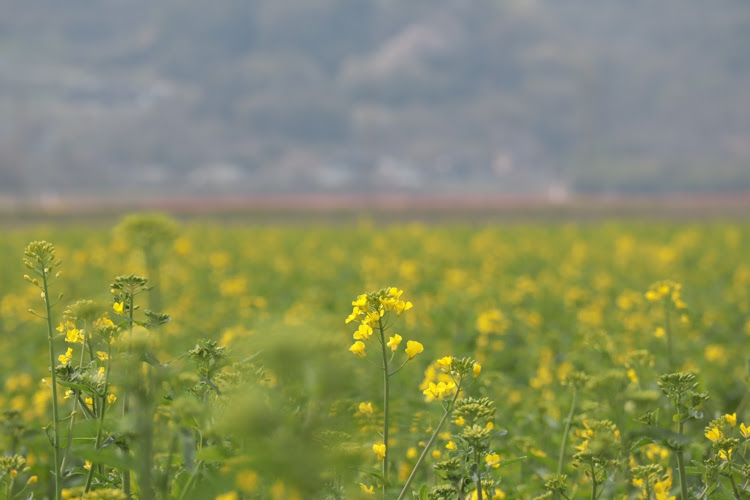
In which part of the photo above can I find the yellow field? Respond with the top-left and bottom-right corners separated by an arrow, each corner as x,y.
1,216 -> 749,499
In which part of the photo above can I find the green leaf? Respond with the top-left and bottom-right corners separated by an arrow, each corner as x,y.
629,436 -> 655,453
419,484 -> 429,500
195,446 -> 229,462
74,447 -> 137,472
496,456 -> 527,469
56,380 -> 98,395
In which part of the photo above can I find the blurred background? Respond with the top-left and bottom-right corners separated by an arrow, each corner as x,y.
1,0 -> 749,213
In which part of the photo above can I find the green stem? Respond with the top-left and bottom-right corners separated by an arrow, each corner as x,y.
676,419 -> 689,500
160,434 -> 179,499
728,474 -> 741,499
59,391 -> 79,474
396,381 -> 463,500
557,387 -> 578,475
475,448 -> 483,500
61,325 -> 89,475
123,294 -> 134,500
42,272 -> 62,500
84,336 -> 112,493
177,460 -> 204,500
378,318 -> 390,497
590,465 -> 597,500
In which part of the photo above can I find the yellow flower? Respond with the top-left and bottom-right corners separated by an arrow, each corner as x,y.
485,453 -> 501,469
454,416 -> 466,426
719,448 -> 733,461
56,322 -> 66,332
353,323 -> 373,341
446,441 -> 457,451
85,397 -> 93,407
84,460 -> 91,471
406,447 -> 418,459
423,381 -> 457,400
27,476 -> 38,486
64,390 -> 74,400
436,356 -> 453,372
394,300 -> 413,315
113,302 -> 124,314
432,449 -> 441,459
345,309 -> 359,324
97,351 -> 109,361
387,334 -> 403,352
108,394 -> 117,404
654,327 -> 666,339
65,328 -> 83,344
705,427 -> 723,442
215,493 -> 238,500
372,443 -> 386,461
359,483 -> 375,495
472,363 -> 482,377
486,422 -> 494,430
653,474 -> 674,500
358,402 -> 373,415
725,413 -> 737,427
236,470 -> 259,492
740,422 -> 750,439
349,341 -> 366,358
405,341 -> 424,359
492,489 -> 506,500
58,347 -> 73,365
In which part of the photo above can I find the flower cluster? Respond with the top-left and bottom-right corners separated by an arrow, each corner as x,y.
346,287 -> 421,361
645,280 -> 687,309
705,413 -> 750,464
631,464 -> 674,500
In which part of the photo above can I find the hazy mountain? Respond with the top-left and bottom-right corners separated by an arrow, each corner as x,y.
1,0 -> 748,197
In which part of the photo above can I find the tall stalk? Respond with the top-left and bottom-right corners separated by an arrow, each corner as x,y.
377,318 -> 390,497
123,292 -> 135,500
396,382 -> 462,500
84,334 -> 112,493
557,387 -> 578,476
41,270 -> 62,500
676,417 -> 689,500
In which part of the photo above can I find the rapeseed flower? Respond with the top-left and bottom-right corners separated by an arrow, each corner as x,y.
58,348 -> 73,365
485,453 -> 501,469
349,341 -> 366,358
405,340 -> 424,359
372,443 -> 386,461
423,381 -> 457,400
386,334 -> 402,352
705,427 -> 723,442
436,356 -> 453,372
353,323 -> 373,341
358,402 -> 373,415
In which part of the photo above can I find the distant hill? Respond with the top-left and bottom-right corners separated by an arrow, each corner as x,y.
1,0 -> 748,196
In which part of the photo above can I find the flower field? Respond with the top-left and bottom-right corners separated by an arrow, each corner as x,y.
1,215 -> 749,499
